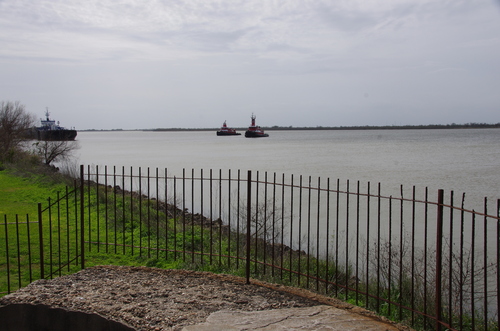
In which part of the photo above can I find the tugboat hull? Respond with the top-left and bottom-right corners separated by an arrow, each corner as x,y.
244,113 -> 269,138
217,131 -> 241,136
216,120 -> 241,136
245,131 -> 268,138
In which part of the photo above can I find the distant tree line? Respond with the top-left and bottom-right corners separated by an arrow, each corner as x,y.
268,122 -> 500,130
148,122 -> 500,132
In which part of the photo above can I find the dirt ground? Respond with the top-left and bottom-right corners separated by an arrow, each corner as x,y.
0,265 -> 407,331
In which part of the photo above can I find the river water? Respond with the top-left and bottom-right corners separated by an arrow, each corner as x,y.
75,128 -> 500,209
73,128 -> 499,314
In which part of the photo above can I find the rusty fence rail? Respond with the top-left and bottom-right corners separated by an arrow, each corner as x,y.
1,164 -> 499,330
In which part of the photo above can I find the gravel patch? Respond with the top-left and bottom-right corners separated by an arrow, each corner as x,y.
0,265 -> 407,331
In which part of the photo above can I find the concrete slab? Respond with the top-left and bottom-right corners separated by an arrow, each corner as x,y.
182,305 -> 401,331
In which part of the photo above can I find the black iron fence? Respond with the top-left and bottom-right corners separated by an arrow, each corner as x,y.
1,183 -> 82,294
1,164 -> 499,331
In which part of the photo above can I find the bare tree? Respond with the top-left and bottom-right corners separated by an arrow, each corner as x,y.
0,101 -> 36,162
33,140 -> 80,165
236,197 -> 284,243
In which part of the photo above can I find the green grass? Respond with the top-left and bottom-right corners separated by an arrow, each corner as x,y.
0,170 -> 68,216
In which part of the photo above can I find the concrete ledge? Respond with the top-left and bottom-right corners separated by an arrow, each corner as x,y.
182,305 -> 402,331
0,303 -> 135,331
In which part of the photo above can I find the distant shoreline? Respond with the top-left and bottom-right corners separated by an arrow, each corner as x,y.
80,123 -> 500,132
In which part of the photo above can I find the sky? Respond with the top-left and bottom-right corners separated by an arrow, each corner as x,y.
1,0 -> 499,130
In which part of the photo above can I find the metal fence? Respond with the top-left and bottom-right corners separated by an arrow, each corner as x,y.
1,183 -> 82,294
1,164 -> 499,331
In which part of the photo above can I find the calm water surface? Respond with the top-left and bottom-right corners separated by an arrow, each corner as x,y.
75,129 -> 500,209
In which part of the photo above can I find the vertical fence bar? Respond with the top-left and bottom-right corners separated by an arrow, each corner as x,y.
448,191 -> 454,329
335,178 -> 340,297
218,169 -> 222,267
65,187 -> 70,271
254,171 -> 259,274
130,166 -> 134,256
246,170 -> 252,284
497,199 -> 500,331
435,189 -> 444,331
80,165 -> 85,270
4,215 -> 10,293
139,167 -> 143,257
263,171 -> 267,274
236,170 -> 240,268
376,183 -> 381,312
355,181 -> 360,304
345,180 -> 350,301
56,192 -> 61,276
147,167 -> 151,258
182,169 -> 186,261
209,170 -> 212,264
103,166 -> 107,251
483,198 -> 488,331
298,175 -> 303,286
16,215 -> 21,288
164,168 -> 168,260
155,168 -> 160,259
365,182 -> 370,308
48,197 -> 53,277
411,186 -> 416,325
122,167 -> 126,255
423,188 -> 429,327
306,176 -> 311,289
173,175 -> 177,261
325,178 -> 330,295
471,212 -> 476,330
74,180 -> 78,266
152,167 -> 157,257
26,214 -> 33,282
288,174 -> 293,282
99,166 -> 103,252
388,195 -> 393,317
271,172 -> 278,277
288,174 -> 292,282
191,168 -> 194,263
280,173 -> 285,280
87,165 -> 91,253
459,193 -> 465,330
200,169 -> 204,264
114,166 -> 118,254
316,177 -> 321,292
228,169 -> 232,268
398,186 -> 404,320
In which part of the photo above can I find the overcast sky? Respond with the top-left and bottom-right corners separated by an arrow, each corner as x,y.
1,0 -> 499,130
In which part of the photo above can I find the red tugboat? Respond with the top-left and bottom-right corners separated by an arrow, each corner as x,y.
216,121 -> 241,136
245,114 -> 269,138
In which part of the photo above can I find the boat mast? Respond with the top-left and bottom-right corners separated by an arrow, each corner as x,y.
251,113 -> 256,127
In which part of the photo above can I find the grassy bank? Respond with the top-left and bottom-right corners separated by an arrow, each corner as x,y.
1,166 -> 496,330
0,170 -> 68,216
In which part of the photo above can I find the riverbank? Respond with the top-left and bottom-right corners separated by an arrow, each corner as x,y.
77,122 -> 500,132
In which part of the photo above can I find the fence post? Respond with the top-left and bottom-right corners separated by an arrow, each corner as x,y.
37,203 -> 44,279
497,199 -> 500,330
80,165 -> 85,270
246,170 -> 252,284
435,189 -> 444,331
